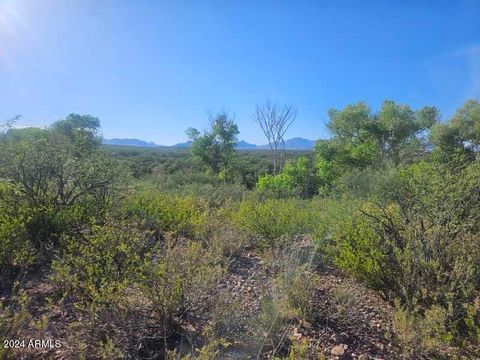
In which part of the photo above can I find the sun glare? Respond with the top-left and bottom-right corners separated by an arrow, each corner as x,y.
0,0 -> 29,70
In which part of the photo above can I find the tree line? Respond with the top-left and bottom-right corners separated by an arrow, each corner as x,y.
185,99 -> 479,198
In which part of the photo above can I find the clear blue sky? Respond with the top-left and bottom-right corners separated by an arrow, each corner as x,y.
1,0 -> 479,145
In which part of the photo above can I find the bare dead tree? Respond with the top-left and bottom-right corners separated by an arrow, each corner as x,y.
1,114 -> 21,132
252,100 -> 297,174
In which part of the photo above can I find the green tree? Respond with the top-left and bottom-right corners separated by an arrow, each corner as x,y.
430,99 -> 480,160
257,156 -> 317,198
51,113 -> 101,153
0,114 -> 120,210
376,101 -> 437,164
314,100 -> 438,193
187,112 -> 239,183
0,114 -> 122,252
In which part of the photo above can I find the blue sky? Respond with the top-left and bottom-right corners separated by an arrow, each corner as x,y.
1,0 -> 479,145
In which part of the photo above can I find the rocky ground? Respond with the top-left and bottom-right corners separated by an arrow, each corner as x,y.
10,244 -> 402,359
168,239 -> 402,360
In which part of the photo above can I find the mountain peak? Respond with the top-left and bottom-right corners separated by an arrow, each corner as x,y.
102,138 -> 158,147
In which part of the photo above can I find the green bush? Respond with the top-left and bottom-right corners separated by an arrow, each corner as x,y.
233,198 -> 315,248
0,183 -> 36,276
330,202 -> 396,290
393,303 -> 454,358
50,220 -> 225,358
179,182 -> 246,208
122,190 -> 208,237
0,289 -> 49,359
51,222 -> 151,302
256,156 -> 317,198
140,238 -> 223,331
324,160 -> 480,345
256,172 -> 294,198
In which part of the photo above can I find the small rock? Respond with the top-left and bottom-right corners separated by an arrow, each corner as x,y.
292,327 -> 303,340
185,324 -> 196,332
331,345 -> 345,356
358,355 -> 368,360
331,332 -> 349,343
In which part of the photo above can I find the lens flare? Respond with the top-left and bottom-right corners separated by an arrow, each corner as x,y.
0,0 -> 30,71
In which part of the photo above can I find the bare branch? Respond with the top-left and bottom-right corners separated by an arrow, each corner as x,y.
252,100 -> 296,173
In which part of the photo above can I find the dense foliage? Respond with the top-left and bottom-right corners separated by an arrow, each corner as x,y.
1,100 -> 479,358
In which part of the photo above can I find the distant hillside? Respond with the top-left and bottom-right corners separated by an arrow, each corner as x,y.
104,137 -> 316,150
172,140 -> 192,148
102,138 -> 158,147
236,140 -> 258,149
258,137 -> 315,150
173,140 -> 258,149
283,137 -> 315,150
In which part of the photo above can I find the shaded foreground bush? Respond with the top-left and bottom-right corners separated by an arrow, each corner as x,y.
320,160 -> 480,353
50,221 -> 225,358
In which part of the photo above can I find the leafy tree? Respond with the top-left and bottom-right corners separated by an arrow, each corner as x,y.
211,113 -> 240,181
282,156 -> 317,198
187,112 -> 239,183
51,113 -> 101,153
187,128 -> 221,174
315,100 -> 438,193
0,114 -> 119,210
375,101 -> 436,164
257,156 -> 317,198
430,99 -> 480,160
0,114 -> 123,252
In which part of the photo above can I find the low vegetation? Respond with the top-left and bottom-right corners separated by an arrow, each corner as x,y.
1,100 -> 479,358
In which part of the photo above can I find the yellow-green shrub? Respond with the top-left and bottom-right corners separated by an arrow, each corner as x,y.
51,222 -> 151,302
122,191 -> 207,237
0,289 -> 49,360
232,198 -> 315,248
0,183 -> 36,275
331,202 -> 397,290
256,173 -> 294,198
140,238 -> 224,330
393,303 -> 454,357
50,220 -> 225,358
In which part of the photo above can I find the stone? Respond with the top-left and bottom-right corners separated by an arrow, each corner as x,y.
292,327 -> 303,340
330,332 -> 349,343
331,345 -> 345,356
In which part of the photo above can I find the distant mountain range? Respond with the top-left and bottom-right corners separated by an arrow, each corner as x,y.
102,138 -> 157,147
103,137 -> 316,150
172,140 -> 192,148
259,137 -> 315,150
